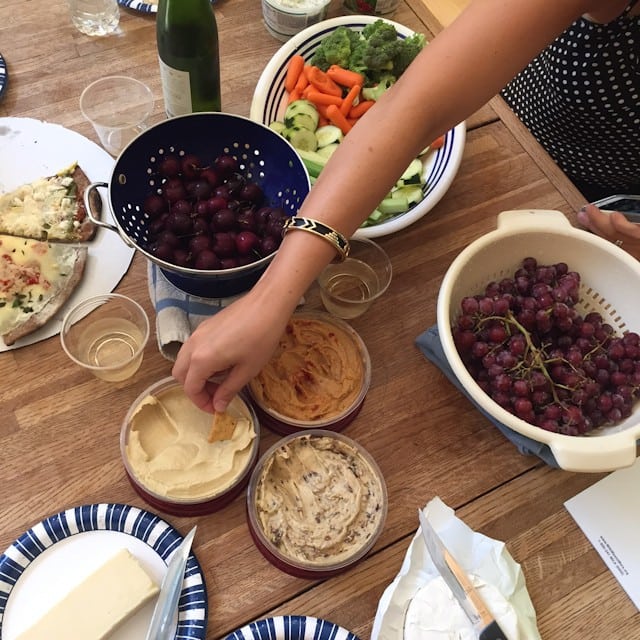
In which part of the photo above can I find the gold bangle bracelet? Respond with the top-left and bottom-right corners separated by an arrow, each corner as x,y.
282,216 -> 350,262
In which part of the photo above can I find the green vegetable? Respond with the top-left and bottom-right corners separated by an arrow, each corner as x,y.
361,73 -> 396,101
310,26 -> 363,71
310,19 -> 426,87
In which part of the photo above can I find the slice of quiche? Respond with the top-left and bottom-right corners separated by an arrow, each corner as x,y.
0,162 -> 101,242
0,235 -> 88,346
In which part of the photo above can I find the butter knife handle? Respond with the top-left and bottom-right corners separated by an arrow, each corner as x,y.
479,620 -> 509,640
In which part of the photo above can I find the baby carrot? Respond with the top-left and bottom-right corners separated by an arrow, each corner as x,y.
326,65 -> 365,88
284,54 -> 305,93
429,134 -> 446,150
294,67 -> 309,92
326,104 -> 352,135
340,83 -> 362,116
305,66 -> 343,97
349,99 -> 375,119
306,89 -> 343,107
287,88 -> 302,104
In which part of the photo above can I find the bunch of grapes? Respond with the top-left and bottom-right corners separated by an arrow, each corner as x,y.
142,152 -> 288,271
453,257 -> 640,436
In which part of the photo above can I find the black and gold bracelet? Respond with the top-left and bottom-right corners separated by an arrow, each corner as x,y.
282,216 -> 350,262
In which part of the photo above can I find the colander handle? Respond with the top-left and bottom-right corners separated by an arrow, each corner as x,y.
84,181 -> 119,234
496,209 -> 573,232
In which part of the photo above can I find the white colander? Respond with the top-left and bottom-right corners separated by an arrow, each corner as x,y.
437,209 -> 640,472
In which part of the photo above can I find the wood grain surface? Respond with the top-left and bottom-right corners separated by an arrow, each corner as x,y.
0,0 -> 636,639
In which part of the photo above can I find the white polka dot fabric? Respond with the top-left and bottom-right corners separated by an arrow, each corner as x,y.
501,1 -> 639,199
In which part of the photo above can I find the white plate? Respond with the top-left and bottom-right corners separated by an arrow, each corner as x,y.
0,117 -> 136,351
0,503 -> 208,640
249,16 -> 466,239
225,615 -> 359,639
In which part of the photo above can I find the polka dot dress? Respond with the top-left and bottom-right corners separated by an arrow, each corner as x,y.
501,1 -> 639,200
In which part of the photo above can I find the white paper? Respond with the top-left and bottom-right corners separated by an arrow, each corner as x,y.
565,456 -> 640,610
372,497 -> 540,639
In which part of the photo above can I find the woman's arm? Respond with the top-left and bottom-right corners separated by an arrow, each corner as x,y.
173,0 -> 599,412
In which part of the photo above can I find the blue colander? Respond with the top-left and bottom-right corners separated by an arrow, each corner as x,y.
84,112 -> 310,298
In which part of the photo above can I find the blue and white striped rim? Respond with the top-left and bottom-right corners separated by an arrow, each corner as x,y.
250,16 -> 466,239
225,615 -> 360,640
118,0 -> 158,13
0,52 -> 7,102
0,503 -> 208,638
117,0 -> 214,13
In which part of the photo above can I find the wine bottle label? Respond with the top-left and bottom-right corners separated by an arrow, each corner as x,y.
158,56 -> 193,117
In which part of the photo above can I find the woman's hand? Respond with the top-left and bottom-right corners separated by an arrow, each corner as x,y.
171,291 -> 292,414
577,204 -> 640,257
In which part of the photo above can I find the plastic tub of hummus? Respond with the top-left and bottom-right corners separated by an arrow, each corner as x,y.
247,311 -> 371,435
247,429 -> 387,578
121,377 -> 260,517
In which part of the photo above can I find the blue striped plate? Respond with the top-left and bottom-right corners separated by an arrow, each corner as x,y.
0,53 -> 7,101
250,15 -> 466,240
225,616 -> 360,639
0,503 -> 208,639
118,0 -> 214,13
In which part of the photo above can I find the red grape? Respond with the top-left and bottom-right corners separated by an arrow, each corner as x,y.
453,257 -> 640,436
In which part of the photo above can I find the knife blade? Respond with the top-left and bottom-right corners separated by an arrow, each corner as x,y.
145,525 -> 197,640
418,510 -> 508,640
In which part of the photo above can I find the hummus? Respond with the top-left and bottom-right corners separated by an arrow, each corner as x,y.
254,434 -> 385,566
249,315 -> 366,422
125,388 -> 256,501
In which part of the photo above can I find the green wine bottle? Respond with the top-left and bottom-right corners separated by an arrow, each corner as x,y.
156,0 -> 221,117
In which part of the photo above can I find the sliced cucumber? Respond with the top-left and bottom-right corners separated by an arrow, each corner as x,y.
315,124 -> 343,148
392,184 -> 424,206
316,143 -> 339,160
397,158 -> 423,186
283,127 -> 318,152
284,100 -> 319,130
378,195 -> 410,215
296,148 -> 328,178
285,112 -> 317,132
269,120 -> 286,135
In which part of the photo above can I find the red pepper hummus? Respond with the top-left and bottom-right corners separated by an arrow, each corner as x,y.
249,315 -> 365,422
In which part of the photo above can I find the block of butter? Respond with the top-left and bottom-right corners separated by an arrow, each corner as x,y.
15,548 -> 159,640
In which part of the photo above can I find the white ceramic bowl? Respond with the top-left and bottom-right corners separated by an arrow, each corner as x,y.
250,15 -> 466,239
438,209 -> 640,473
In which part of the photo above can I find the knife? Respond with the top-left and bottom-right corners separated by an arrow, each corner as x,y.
418,510 -> 508,640
144,525 -> 197,640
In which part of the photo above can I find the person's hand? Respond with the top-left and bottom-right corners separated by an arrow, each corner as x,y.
171,291 -> 292,414
576,204 -> 640,256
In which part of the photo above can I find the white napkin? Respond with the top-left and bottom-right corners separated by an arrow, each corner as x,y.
147,262 -> 243,361
372,497 -> 540,640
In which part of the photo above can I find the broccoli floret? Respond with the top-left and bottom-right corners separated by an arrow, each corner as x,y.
361,20 -> 403,72
310,20 -> 427,86
361,73 -> 396,101
310,26 -> 361,71
393,32 -> 426,77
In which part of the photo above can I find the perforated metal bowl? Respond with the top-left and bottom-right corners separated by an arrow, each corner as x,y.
84,112 -> 310,298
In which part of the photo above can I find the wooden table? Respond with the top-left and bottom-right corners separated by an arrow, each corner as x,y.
1,1 -> 638,638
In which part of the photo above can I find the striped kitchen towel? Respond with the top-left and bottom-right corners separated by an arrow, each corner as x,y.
147,262 -> 243,361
